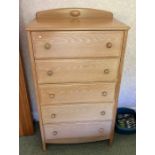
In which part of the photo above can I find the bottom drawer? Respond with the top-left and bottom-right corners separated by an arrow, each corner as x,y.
44,121 -> 112,143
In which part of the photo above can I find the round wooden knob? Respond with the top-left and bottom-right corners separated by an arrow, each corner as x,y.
100,111 -> 106,116
106,42 -> 112,48
102,91 -> 107,96
47,70 -> 53,76
104,69 -> 110,74
49,93 -> 55,99
70,10 -> 80,17
52,131 -> 58,136
98,128 -> 104,133
38,35 -> 42,39
51,113 -> 56,118
44,43 -> 51,49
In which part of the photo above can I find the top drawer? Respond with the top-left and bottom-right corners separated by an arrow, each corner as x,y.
32,31 -> 123,59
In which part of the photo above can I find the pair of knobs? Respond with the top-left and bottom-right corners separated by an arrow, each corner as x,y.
48,91 -> 107,99
47,69 -> 110,76
44,42 -> 112,50
50,111 -> 105,119
52,127 -> 104,136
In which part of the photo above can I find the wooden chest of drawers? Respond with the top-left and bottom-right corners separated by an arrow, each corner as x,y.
26,8 -> 129,150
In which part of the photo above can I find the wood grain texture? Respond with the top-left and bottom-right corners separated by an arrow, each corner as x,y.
19,54 -> 34,136
36,8 -> 113,21
109,31 -> 128,144
26,8 -> 129,31
26,8 -> 129,149
39,83 -> 116,105
41,103 -> 113,124
27,32 -> 47,150
44,121 -> 112,142
46,136 -> 108,144
35,59 -> 120,84
26,19 -> 129,31
32,31 -> 123,59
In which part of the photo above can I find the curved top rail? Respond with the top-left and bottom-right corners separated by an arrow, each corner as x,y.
36,8 -> 113,21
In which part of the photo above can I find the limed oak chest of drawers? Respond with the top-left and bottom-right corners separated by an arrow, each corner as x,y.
26,8 -> 129,150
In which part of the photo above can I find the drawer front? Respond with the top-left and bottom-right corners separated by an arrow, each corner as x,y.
36,59 -> 120,83
32,31 -> 123,58
44,121 -> 112,141
39,83 -> 116,105
41,103 -> 113,124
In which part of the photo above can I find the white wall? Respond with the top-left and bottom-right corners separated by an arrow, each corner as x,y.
20,0 -> 136,120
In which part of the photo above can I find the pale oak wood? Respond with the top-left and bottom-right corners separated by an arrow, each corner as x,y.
26,8 -> 129,149
109,31 -> 128,144
26,18 -> 129,31
32,31 -> 123,59
26,8 -> 129,31
41,103 -> 113,124
46,136 -> 108,144
39,82 -> 116,105
36,8 -> 113,21
44,121 -> 111,143
27,32 -> 46,151
35,59 -> 120,83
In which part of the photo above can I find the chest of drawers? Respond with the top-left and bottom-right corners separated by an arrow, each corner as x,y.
26,8 -> 129,150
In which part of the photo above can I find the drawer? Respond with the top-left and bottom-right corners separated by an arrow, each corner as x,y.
44,121 -> 112,142
32,31 -> 123,59
35,59 -> 120,83
39,83 -> 116,105
41,103 -> 113,124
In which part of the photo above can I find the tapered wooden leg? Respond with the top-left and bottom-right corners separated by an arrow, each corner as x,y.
108,132 -> 114,146
42,142 -> 47,151
109,138 -> 113,145
109,126 -> 115,146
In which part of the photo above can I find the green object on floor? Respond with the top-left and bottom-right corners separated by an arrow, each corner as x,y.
19,123 -> 136,155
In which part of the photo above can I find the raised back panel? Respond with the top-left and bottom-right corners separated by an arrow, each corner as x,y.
36,8 -> 113,21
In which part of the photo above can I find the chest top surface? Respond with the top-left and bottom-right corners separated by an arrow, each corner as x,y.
26,8 -> 130,31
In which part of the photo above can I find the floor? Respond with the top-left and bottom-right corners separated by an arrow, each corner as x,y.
20,123 -> 136,155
